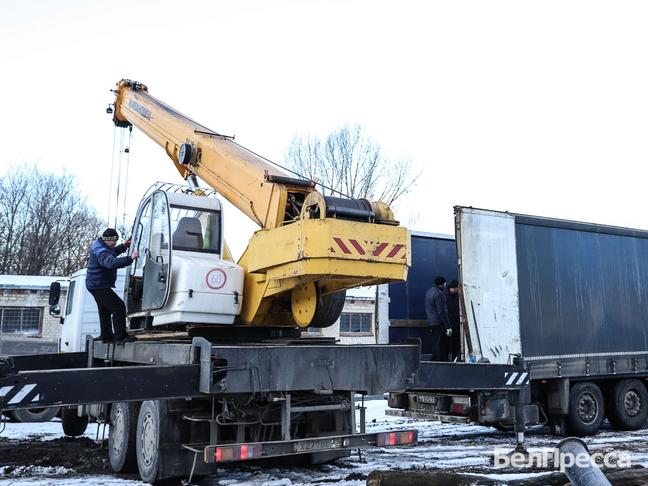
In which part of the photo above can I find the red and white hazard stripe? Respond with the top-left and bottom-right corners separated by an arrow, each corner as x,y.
331,238 -> 407,259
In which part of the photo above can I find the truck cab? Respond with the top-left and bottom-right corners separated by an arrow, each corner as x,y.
59,268 -> 127,352
125,187 -> 244,329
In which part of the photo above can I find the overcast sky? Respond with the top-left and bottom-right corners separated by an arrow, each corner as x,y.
1,0 -> 647,258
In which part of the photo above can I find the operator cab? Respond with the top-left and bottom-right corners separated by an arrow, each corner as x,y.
126,187 -> 244,330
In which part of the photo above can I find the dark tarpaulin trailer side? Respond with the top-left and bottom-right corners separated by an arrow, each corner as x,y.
515,215 -> 648,359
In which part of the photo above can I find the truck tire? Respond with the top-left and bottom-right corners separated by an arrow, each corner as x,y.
606,379 -> 648,431
310,290 -> 346,328
567,382 -> 605,436
109,402 -> 140,473
136,400 -> 188,484
8,407 -> 59,423
61,407 -> 89,437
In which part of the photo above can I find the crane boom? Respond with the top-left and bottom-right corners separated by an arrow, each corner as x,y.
111,79 -> 411,328
112,79 -> 312,229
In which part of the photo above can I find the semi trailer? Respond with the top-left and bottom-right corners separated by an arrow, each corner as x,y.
388,207 -> 648,437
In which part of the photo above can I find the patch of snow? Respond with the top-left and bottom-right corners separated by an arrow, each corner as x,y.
0,465 -> 74,476
0,418 -> 99,440
0,479 -> 145,486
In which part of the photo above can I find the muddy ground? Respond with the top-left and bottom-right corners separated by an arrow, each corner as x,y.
0,430 -> 570,485
1,436 -> 113,476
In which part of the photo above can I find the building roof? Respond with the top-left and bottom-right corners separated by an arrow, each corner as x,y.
0,275 -> 69,291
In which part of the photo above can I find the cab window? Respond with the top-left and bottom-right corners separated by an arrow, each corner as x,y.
170,205 -> 221,254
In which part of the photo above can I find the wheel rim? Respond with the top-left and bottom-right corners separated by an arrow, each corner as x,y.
111,408 -> 125,456
577,391 -> 598,425
624,390 -> 641,417
291,283 -> 318,328
140,411 -> 157,467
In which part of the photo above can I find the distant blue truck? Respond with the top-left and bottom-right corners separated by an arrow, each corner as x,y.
388,231 -> 457,357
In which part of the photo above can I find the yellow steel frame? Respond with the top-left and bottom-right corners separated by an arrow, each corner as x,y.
238,218 -> 410,324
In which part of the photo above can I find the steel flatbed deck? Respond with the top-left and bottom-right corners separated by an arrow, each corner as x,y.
0,337 -> 420,411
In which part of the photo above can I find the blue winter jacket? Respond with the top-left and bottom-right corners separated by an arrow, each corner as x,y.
85,238 -> 132,290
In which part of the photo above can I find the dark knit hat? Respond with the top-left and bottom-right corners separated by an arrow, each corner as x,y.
101,228 -> 119,241
448,280 -> 459,289
434,276 -> 446,286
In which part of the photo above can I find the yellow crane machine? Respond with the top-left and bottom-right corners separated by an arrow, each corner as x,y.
110,79 -> 410,329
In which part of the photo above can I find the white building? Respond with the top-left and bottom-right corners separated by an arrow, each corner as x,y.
0,275 -> 68,354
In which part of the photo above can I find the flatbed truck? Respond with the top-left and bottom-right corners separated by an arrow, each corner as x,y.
1,77 -> 423,483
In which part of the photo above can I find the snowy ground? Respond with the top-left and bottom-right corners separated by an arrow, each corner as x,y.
2,400 -> 648,485
0,417 -> 97,441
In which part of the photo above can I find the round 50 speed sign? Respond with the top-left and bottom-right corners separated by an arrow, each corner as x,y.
205,268 -> 227,290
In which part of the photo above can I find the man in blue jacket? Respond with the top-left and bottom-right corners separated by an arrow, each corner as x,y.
86,228 -> 139,343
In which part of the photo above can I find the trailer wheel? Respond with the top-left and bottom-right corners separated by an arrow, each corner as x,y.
606,379 -> 648,431
567,382 -> 605,436
136,400 -> 187,484
61,407 -> 89,437
8,407 -> 59,423
109,402 -> 140,473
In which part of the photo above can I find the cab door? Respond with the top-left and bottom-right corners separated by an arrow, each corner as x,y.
141,191 -> 172,310
125,196 -> 151,315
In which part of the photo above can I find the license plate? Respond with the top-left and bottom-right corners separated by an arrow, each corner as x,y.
417,394 -> 436,404
293,438 -> 343,452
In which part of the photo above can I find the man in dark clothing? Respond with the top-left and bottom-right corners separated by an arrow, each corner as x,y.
86,228 -> 139,343
446,280 -> 461,361
424,275 -> 452,361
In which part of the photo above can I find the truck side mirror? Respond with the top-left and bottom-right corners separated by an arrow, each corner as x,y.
49,282 -> 61,306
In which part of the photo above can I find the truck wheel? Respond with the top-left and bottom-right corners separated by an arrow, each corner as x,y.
8,407 -> 59,423
310,290 -> 346,328
109,402 -> 140,473
136,400 -> 187,483
567,382 -> 605,436
606,379 -> 648,431
61,407 -> 89,437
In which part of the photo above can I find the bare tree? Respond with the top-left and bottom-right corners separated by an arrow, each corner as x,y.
285,124 -> 418,205
0,166 -> 104,276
